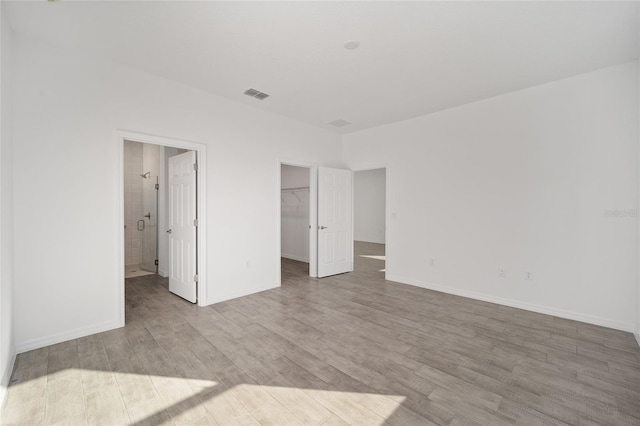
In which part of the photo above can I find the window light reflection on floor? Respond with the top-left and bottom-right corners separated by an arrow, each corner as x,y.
3,368 -> 406,425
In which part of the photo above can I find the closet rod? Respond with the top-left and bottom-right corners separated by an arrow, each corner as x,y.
281,186 -> 310,191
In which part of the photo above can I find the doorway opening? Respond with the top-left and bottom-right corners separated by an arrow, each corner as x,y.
353,168 -> 386,277
123,141 -> 197,300
278,163 -> 357,284
280,163 -> 315,283
118,131 -> 208,326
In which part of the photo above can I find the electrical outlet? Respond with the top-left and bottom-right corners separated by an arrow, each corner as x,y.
498,268 -> 505,278
525,271 -> 533,280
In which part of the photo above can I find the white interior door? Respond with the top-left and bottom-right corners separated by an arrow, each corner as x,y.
318,167 -> 353,278
168,151 -> 197,303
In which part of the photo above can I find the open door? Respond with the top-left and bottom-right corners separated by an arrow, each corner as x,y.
317,167 -> 353,277
168,151 -> 197,303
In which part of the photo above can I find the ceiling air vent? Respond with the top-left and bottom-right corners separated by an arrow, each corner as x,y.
243,88 -> 270,100
328,119 -> 351,128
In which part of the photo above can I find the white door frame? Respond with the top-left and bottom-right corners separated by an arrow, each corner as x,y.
116,130 -> 208,326
278,159 -> 318,282
351,164 -> 389,279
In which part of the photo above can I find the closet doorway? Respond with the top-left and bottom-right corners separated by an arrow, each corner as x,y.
280,162 -> 317,282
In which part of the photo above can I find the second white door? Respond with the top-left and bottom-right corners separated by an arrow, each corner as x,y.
317,167 -> 353,278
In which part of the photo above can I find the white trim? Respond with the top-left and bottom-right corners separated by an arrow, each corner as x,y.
208,283 -> 279,305
116,134 -> 125,326
281,253 -> 310,263
351,165 -> 389,279
354,238 -> 385,244
278,159 -> 318,281
637,8 -> 640,350
387,274 -> 636,333
116,130 -> 209,317
310,166 -> 318,277
15,320 -> 120,354
158,146 -> 168,279
0,351 -> 16,410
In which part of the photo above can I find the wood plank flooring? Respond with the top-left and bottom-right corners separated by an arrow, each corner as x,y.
3,241 -> 640,425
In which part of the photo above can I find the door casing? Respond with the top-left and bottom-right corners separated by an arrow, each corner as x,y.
116,130 -> 208,327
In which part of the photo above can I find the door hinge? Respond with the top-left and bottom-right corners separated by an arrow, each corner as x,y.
155,183 -> 159,190
193,163 -> 198,171
193,219 -> 198,227
154,259 -> 158,266
194,274 -> 199,283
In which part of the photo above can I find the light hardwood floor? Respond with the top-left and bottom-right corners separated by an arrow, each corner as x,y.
3,241 -> 640,425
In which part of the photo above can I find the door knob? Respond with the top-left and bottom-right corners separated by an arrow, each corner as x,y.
166,229 -> 172,234
319,226 -> 327,230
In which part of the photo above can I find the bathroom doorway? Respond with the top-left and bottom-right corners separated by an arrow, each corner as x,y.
118,130 -> 208,326
122,140 -> 199,303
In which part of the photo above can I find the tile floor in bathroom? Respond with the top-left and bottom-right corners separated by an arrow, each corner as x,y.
124,265 -> 155,279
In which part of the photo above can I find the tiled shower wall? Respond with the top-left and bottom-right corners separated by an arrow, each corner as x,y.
141,142 -> 160,268
124,141 -> 143,266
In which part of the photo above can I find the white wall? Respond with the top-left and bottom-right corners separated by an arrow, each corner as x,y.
0,2 -> 15,403
8,29 -> 639,354
281,164 -> 311,189
354,168 -> 386,244
344,61 -> 639,332
12,36 -> 343,352
281,165 -> 310,262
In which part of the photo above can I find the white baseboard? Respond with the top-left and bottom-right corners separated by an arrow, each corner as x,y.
157,269 -> 169,278
386,274 -> 635,333
15,320 -> 122,354
207,283 -> 280,306
0,351 -> 16,410
281,254 -> 309,263
354,239 -> 386,245
635,332 -> 640,348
